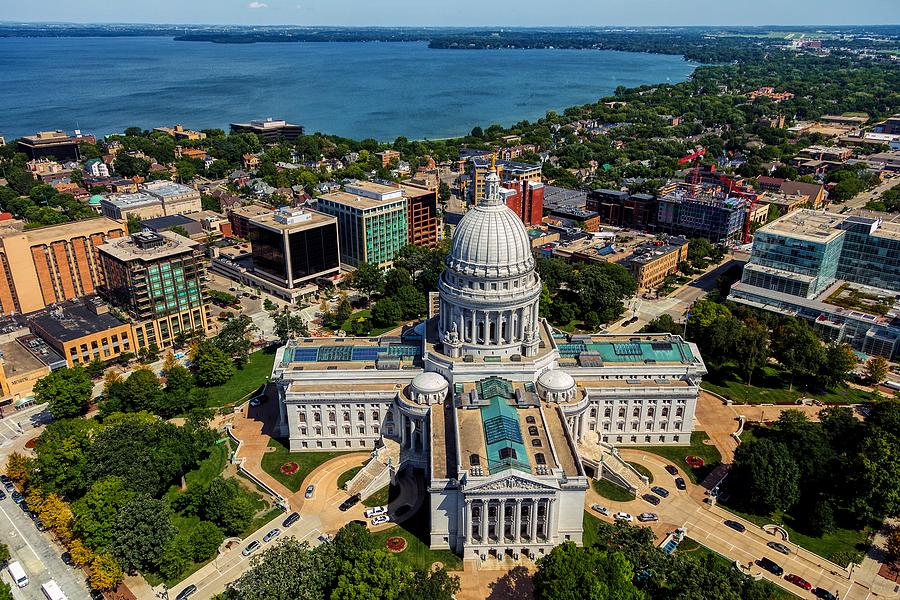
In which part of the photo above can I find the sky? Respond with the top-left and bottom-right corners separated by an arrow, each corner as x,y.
1,0 -> 896,27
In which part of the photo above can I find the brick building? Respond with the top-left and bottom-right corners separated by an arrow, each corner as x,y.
400,184 -> 439,248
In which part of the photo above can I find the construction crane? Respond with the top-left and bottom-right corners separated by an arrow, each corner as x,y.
677,146 -> 706,197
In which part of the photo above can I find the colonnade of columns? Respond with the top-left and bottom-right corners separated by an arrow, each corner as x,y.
566,413 -> 589,443
461,497 -> 556,546
399,412 -> 426,453
440,302 -> 539,346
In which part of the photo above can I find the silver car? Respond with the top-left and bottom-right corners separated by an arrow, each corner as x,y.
263,528 -> 281,542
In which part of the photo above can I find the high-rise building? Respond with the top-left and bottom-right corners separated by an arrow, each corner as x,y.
502,180 -> 545,226
0,218 -> 126,315
248,207 -> 341,291
399,183 -> 439,248
16,131 -> 81,161
98,230 -> 210,350
316,181 -> 408,268
467,158 -> 542,205
229,118 -> 304,142
588,189 -> 658,230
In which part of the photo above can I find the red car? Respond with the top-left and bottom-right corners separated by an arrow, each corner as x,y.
785,574 -> 812,591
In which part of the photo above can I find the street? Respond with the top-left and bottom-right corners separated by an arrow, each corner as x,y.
840,176 -> 898,211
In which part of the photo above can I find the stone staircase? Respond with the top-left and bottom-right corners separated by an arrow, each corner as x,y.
345,438 -> 400,500
578,440 -> 649,494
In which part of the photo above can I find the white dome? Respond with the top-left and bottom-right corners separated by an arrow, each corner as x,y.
447,204 -> 534,278
411,372 -> 449,395
538,369 -> 576,392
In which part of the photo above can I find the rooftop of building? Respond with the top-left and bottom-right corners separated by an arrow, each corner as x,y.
317,189 -> 407,211
98,229 -> 200,262
229,203 -> 273,219
277,328 -> 423,372
627,237 -> 688,266
554,333 -> 698,367
142,180 -> 199,198
0,339 -> 48,381
15,334 -> 66,368
29,297 -> 127,343
19,131 -> 75,144
755,209 -> 846,243
249,207 -> 336,232
231,118 -> 300,129
343,180 -> 404,199
471,157 -> 541,173
104,192 -> 160,209
0,217 -> 123,243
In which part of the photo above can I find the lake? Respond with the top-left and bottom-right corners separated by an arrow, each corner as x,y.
0,38 -> 695,141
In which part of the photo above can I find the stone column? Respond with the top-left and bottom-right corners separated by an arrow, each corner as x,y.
514,499 -> 522,543
529,500 -> 538,540
400,414 -> 407,448
464,499 -> 472,544
483,311 -> 489,344
481,499 -> 488,542
547,499 -> 556,543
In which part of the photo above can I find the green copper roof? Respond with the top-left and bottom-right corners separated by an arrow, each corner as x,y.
479,378 -> 530,475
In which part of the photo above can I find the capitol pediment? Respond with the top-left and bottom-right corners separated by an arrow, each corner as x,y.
466,473 -> 558,493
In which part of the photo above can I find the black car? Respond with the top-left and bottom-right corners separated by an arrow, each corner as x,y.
723,519 -> 745,533
664,465 -> 678,476
674,477 -> 686,490
339,495 -> 361,512
813,588 -> 837,600
756,557 -> 784,576
11,490 -> 23,504
61,552 -> 74,566
0,490 -> 6,500
175,584 -> 198,600
650,486 -> 669,498
282,512 -> 300,527
641,494 -> 660,506
4,481 -> 15,493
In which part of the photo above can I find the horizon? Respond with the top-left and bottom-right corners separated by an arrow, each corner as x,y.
2,21 -> 899,29
0,0 -> 896,28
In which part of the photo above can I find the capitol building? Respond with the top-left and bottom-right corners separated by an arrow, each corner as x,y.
271,165 -> 707,559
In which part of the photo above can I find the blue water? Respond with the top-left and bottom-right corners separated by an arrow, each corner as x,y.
0,38 -> 695,141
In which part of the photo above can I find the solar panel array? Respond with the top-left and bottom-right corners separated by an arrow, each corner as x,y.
290,344 -> 420,363
558,343 -> 586,358
613,343 -> 642,356
651,342 -> 673,352
483,415 -> 524,445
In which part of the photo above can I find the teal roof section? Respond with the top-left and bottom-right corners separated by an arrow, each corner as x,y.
479,378 -> 530,475
558,339 -> 694,363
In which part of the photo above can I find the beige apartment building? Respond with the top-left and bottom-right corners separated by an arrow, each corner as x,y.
0,218 -> 126,315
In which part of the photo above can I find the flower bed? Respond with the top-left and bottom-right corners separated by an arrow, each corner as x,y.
685,456 -> 705,468
280,462 -> 299,476
386,536 -> 407,553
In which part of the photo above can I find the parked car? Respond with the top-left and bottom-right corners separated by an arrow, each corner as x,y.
371,515 -> 391,526
756,557 -> 784,576
767,541 -> 791,555
637,513 -> 658,522
304,485 -> 315,499
339,495 -> 360,511
242,541 -> 261,556
317,533 -> 333,545
175,584 -> 197,600
0,490 -> 6,500
664,465 -> 678,476
723,519 -> 745,533
613,512 -> 633,522
785,574 -> 812,591
674,477 -> 686,490
364,506 -> 388,518
590,504 -> 609,516
11,491 -> 23,504
642,494 -> 660,506
282,512 -> 300,527
263,528 -> 281,543
3,481 -> 13,493
61,552 -> 74,566
813,588 -> 837,600
650,486 -> 669,498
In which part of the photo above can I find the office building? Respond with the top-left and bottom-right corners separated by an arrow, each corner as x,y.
98,230 -> 210,350
17,131 -> 81,161
375,150 -> 401,167
317,181 -> 408,268
230,118 -> 304,142
400,184 -> 439,248
248,207 -> 340,291
503,180 -> 545,226
730,210 -> 900,358
143,180 -> 203,214
101,181 -> 202,221
468,158 -> 542,204
153,124 -> 206,141
588,189 -> 657,231
228,204 -> 273,239
29,297 -> 134,367
656,190 -> 748,244
271,164 -> 707,560
0,218 -> 126,316
626,237 -> 689,290
0,338 -> 51,403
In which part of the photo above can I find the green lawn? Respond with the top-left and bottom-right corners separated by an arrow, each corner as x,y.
582,511 -> 605,548
627,461 -> 653,484
362,483 -> 401,507
259,438 -> 353,493
638,431 -> 722,483
593,478 -> 636,502
337,466 -> 362,490
205,347 -> 277,407
340,310 -> 400,336
370,504 -> 463,572
718,503 -> 868,567
702,365 -> 876,406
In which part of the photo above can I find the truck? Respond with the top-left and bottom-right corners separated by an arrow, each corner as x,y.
6,561 -> 28,588
40,580 -> 68,600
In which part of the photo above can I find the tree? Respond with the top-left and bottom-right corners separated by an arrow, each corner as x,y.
110,495 -> 177,572
885,527 -> 900,564
215,314 -> 255,366
37,493 -> 74,543
235,538 -> 337,600
331,550 -> 412,600
639,314 -> 682,336
68,539 -> 95,567
686,299 -> 731,331
350,262 -> 385,300
32,419 -> 93,497
72,477 -> 136,552
394,285 -> 426,320
156,534 -> 192,580
0,542 -> 9,566
734,319 -> 769,385
113,154 -> 150,178
864,355 -> 889,385
193,340 -> 236,387
189,521 -> 225,561
332,522 -> 376,561
104,367 -> 164,414
384,267 -> 412,296
33,365 -> 92,419
406,568 -> 460,600
201,478 -> 254,536
371,298 -> 403,328
771,318 -> 825,389
533,542 -> 643,600
163,351 -> 178,373
821,343 -> 857,390
687,237 -> 714,266
88,554 -> 124,591
5,452 -> 32,487
731,439 -> 800,514
272,308 -> 309,342
0,582 -> 11,600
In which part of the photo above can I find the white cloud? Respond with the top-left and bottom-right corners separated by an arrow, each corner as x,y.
247,2 -> 268,8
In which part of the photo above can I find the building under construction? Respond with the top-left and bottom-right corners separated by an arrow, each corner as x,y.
655,182 -> 755,245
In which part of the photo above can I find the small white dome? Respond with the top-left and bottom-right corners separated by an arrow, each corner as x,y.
538,369 -> 576,392
411,372 -> 449,395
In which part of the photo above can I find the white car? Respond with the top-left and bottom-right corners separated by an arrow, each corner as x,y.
364,506 -> 388,518
591,503 -> 609,516
371,515 -> 391,526
613,512 -> 633,522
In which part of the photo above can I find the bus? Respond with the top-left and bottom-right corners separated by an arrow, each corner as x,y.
6,561 -> 28,588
